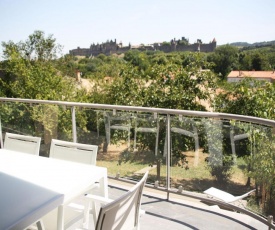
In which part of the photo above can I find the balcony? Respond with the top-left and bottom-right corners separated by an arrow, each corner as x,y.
0,97 -> 275,229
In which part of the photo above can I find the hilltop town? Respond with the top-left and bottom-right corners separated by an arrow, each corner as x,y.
69,37 -> 217,57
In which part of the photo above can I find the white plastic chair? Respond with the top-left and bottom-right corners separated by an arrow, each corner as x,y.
4,132 -> 41,155
133,113 -> 159,155
230,125 -> 249,163
204,187 -> 256,207
40,172 -> 148,230
4,132 -> 42,229
165,116 -> 199,165
39,140 -> 99,229
104,111 -> 132,148
49,139 -> 98,165
88,171 -> 149,230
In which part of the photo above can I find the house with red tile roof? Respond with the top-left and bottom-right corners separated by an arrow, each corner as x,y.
227,70 -> 275,83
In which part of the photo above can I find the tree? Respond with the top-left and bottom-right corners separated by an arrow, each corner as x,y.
150,53 -> 169,65
1,30 -> 77,100
104,52 -> 216,110
207,45 -> 239,80
267,46 -> 275,70
102,63 -> 143,106
77,55 -> 126,80
101,52 -> 217,180
2,30 -> 61,61
215,79 -> 275,119
144,54 -> 216,110
123,50 -> 149,71
0,31 -> 88,147
251,52 -> 269,70
238,52 -> 252,70
214,79 -> 275,216
238,47 -> 274,71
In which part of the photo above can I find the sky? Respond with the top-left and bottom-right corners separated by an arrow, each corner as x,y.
0,0 -> 275,59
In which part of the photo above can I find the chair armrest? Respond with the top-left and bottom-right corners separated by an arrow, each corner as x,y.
85,194 -> 114,204
85,194 -> 146,215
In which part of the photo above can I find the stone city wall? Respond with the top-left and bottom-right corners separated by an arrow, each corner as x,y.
69,37 -> 216,57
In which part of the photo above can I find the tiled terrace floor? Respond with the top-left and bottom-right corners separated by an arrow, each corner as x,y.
66,178 -> 269,230
107,178 -> 268,230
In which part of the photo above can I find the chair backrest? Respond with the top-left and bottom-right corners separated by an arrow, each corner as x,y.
4,132 -> 41,155
104,111 -> 132,147
134,113 -> 159,131
106,111 -> 132,125
49,139 -> 98,165
230,123 -> 250,162
95,171 -> 149,230
171,116 -> 198,136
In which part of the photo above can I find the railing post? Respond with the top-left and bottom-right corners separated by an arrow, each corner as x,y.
166,114 -> 171,200
71,106 -> 77,143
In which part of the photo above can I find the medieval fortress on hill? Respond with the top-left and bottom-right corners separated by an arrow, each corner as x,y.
69,37 -> 217,57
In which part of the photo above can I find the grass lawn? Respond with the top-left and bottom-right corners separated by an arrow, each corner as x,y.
97,145 -> 250,193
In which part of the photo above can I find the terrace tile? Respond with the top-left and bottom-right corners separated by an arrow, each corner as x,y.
108,179 -> 267,230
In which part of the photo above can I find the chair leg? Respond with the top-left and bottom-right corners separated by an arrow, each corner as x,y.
36,220 -> 45,230
155,131 -> 159,156
127,128 -> 131,148
83,200 -> 91,229
92,201 -> 98,228
163,135 -> 167,157
194,135 -> 199,166
104,119 -> 111,145
134,130 -> 137,151
230,130 -> 237,164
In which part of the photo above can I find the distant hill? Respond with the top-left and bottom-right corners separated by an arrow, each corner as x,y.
229,40 -> 275,48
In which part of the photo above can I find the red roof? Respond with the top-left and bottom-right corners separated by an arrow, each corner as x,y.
228,71 -> 275,79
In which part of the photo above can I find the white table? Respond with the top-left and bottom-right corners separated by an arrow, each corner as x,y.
0,149 -> 108,230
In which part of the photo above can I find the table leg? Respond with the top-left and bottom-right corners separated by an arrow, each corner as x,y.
83,200 -> 91,229
57,206 -> 64,230
99,174 -> 108,199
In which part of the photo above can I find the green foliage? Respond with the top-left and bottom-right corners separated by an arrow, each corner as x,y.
245,131 -> 275,215
238,52 -> 251,70
203,119 -> 234,183
215,78 -> 275,215
178,39 -> 188,45
123,50 -> 149,71
162,42 -> 171,46
102,64 -> 143,106
250,52 -> 270,70
207,155 -> 234,183
208,44 -> 275,77
2,30 -> 61,61
215,79 -> 275,119
144,53 -> 216,110
1,30 -> 79,101
98,52 -> 217,164
0,31 -> 90,143
150,53 -> 169,65
77,55 -> 126,79
103,52 -> 216,111
207,44 -> 239,80
57,54 -> 78,78
246,131 -> 275,186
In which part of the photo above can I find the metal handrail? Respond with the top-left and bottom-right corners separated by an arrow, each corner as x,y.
1,97 -> 275,127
